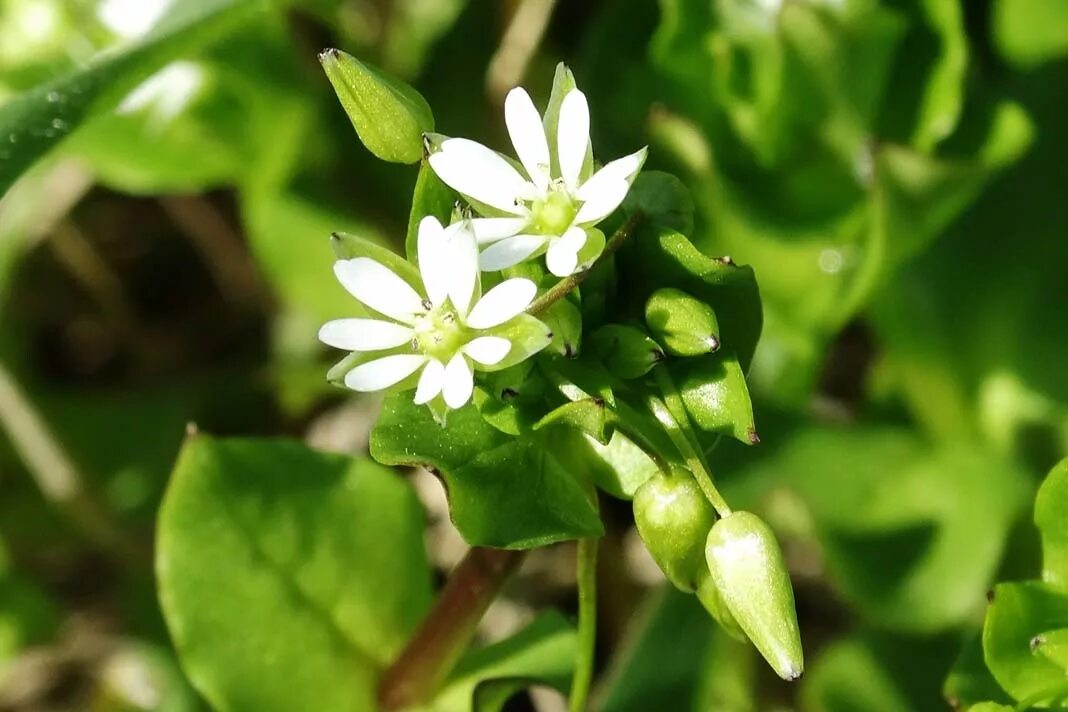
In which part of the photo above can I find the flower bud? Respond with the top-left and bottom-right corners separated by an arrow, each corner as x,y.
705,511 -> 803,681
319,48 -> 434,164
588,324 -> 664,380
633,469 -> 715,592
645,288 -> 720,356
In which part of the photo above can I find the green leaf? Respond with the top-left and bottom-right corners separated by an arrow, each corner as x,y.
622,171 -> 694,235
1036,458 -> 1068,588
672,347 -> 757,446
535,398 -> 614,445
430,612 -> 576,712
157,435 -> 432,711
944,633 -> 1013,710
557,428 -> 659,501
370,395 -> 603,548
983,581 -> 1068,705
406,159 -> 457,262
0,0 -> 266,193
319,48 -> 434,164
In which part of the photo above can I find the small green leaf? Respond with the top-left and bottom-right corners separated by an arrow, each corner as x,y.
431,612 -> 576,712
645,287 -> 721,357
157,435 -> 432,711
588,324 -> 664,380
622,171 -> 694,235
370,395 -> 603,548
558,429 -> 659,501
705,511 -> 803,681
943,633 -> 1014,710
319,48 -> 434,164
633,469 -> 716,592
486,314 -> 554,372
673,347 -> 757,445
406,159 -> 456,262
1036,458 -> 1068,588
983,581 -> 1068,705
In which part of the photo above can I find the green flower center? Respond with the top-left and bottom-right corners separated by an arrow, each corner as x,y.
412,302 -> 470,362
529,188 -> 578,236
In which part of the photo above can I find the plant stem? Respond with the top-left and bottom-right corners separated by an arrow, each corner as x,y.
527,211 -> 644,317
377,546 -> 525,710
569,535 -> 599,712
652,365 -> 712,477
647,394 -> 731,517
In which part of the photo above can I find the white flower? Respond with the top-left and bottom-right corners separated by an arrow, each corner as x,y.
320,217 -> 545,410
427,82 -> 646,278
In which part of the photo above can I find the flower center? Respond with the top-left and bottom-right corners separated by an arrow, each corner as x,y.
412,302 -> 469,361
529,187 -> 578,236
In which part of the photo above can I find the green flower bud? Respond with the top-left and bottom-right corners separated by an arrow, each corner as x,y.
695,570 -> 746,642
633,469 -> 715,592
588,324 -> 664,380
645,288 -> 720,357
319,49 -> 434,164
705,511 -> 803,681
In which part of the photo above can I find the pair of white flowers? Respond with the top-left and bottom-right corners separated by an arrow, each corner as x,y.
321,75 -> 645,411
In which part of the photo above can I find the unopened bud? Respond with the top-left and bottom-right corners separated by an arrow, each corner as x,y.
588,324 -> 664,380
645,288 -> 720,356
633,469 -> 714,592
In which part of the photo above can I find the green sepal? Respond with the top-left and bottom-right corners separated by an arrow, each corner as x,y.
645,287 -> 721,357
472,362 -> 549,436
541,296 -> 583,357
330,231 -> 422,292
705,511 -> 803,681
672,347 -> 758,445
405,159 -> 456,263
633,469 -> 716,592
542,63 -> 594,182
696,571 -> 747,642
483,314 -> 554,372
319,48 -> 433,164
576,227 -> 607,271
588,324 -> 665,380
535,398 -> 614,445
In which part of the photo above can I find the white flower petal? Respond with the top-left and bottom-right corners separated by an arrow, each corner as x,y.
414,358 -> 446,404
428,138 -> 529,214
557,89 -> 590,190
574,177 -> 629,225
334,258 -> 424,324
463,336 -> 512,366
546,226 -> 587,277
442,353 -> 474,409
465,278 -> 537,329
445,223 -> 480,318
577,148 -> 646,201
318,318 -> 413,351
505,88 -> 551,190
470,217 -> 529,244
344,354 -> 427,392
417,216 -> 449,306
479,235 -> 548,271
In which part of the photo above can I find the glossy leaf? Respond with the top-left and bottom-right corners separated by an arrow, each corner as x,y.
983,581 -> 1068,705
157,435 -> 433,711
672,347 -> 757,445
370,394 -> 603,548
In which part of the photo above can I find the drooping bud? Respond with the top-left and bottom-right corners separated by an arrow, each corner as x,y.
705,511 -> 803,681
319,49 -> 434,164
633,468 -> 715,592
645,288 -> 720,356
695,570 -> 746,642
588,324 -> 664,380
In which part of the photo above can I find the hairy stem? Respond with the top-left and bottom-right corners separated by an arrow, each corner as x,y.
569,535 -> 599,712
527,211 -> 644,317
378,546 -> 525,710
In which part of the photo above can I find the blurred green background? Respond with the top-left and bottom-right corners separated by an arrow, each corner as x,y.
0,0 -> 1066,709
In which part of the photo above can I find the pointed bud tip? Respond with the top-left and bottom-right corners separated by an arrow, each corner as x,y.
747,428 -> 761,445
706,335 -> 720,352
185,421 -> 199,438
318,47 -> 342,64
